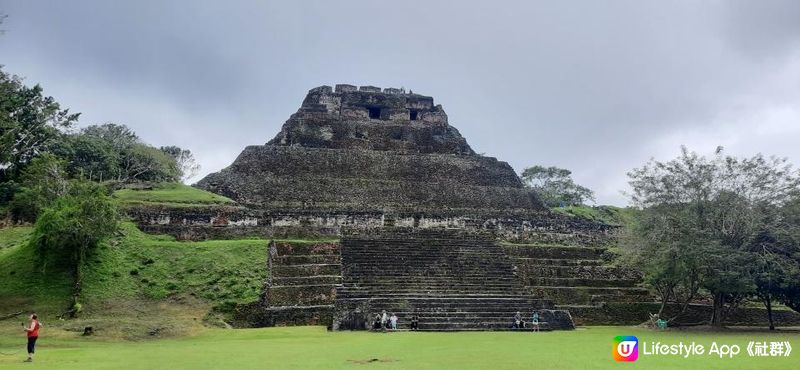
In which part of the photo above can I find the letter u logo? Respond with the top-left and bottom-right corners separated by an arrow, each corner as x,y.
613,336 -> 639,362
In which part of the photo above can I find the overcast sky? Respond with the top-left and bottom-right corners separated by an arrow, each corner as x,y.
2,1 -> 799,205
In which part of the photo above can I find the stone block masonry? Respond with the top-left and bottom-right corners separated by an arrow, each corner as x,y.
138,84 -> 658,328
233,240 -> 341,327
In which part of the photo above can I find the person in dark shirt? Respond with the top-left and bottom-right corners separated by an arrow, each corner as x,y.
513,311 -> 525,329
410,313 -> 419,331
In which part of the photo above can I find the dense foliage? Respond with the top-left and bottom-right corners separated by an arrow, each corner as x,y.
521,165 -> 594,207
624,146 -> 800,328
0,67 -> 200,221
29,180 -> 120,315
0,67 -> 79,178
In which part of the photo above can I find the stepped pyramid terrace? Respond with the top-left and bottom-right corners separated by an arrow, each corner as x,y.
129,84 -> 653,329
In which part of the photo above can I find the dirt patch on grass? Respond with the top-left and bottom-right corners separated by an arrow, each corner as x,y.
347,358 -> 398,364
61,295 -> 212,340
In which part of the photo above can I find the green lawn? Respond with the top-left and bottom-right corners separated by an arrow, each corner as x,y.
113,183 -> 234,208
0,326 -> 797,369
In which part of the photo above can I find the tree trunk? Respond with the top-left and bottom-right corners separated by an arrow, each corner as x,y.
710,292 -> 725,327
764,295 -> 775,330
657,294 -> 668,318
69,248 -> 85,318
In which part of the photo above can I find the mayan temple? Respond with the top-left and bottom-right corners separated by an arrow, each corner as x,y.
132,84 -> 650,330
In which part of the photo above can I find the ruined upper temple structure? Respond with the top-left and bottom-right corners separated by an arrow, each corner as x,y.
196,84 -> 550,222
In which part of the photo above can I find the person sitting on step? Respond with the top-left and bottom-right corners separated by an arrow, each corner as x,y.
513,311 -> 525,329
410,313 -> 419,331
373,313 -> 382,330
390,313 -> 398,330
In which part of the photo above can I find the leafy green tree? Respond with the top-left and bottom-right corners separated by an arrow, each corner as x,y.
754,195 -> 800,322
81,123 -> 138,151
52,133 -> 121,181
626,146 -> 800,327
8,153 -> 69,221
30,180 -> 119,316
0,67 -> 79,177
121,143 -> 180,182
160,145 -> 201,182
621,204 -> 708,322
521,165 -> 594,207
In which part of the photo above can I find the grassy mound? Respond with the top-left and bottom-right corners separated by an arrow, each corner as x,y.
0,223 -> 268,338
82,223 -> 266,304
113,183 -> 234,208
0,227 -> 73,317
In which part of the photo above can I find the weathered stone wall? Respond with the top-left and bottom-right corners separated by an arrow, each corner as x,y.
127,204 -> 613,244
232,240 -> 341,328
567,302 -> 800,327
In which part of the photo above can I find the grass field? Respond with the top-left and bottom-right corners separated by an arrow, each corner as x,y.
0,326 -> 797,369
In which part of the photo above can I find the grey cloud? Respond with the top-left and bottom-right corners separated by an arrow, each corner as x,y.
2,0 -> 799,205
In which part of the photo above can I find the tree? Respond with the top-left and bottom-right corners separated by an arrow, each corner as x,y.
9,153 -> 69,221
521,165 -> 594,207
754,195 -> 800,322
0,67 -> 79,177
81,123 -> 138,151
121,143 -> 180,182
29,180 -> 119,316
621,204 -> 707,322
626,146 -> 800,327
52,133 -> 121,181
160,145 -> 200,182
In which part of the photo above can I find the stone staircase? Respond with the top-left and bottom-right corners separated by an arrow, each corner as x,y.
332,230 -> 574,331
502,239 -> 652,324
234,240 -> 342,327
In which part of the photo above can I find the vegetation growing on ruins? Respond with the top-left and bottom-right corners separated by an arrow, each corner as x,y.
552,205 -> 638,227
113,183 -> 234,208
521,165 -> 595,207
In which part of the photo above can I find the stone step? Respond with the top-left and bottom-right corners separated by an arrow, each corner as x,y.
512,258 -> 603,266
273,242 -> 340,256
502,245 -> 606,259
338,284 -> 522,291
273,263 -> 341,277
385,322 -> 552,330
274,254 -> 341,264
530,286 -> 651,305
273,275 -> 342,285
518,265 -> 639,280
336,297 -> 550,308
337,292 -> 535,299
526,277 -> 639,288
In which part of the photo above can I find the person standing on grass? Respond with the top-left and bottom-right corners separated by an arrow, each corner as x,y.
23,313 -> 41,362
531,311 -> 540,332
381,310 -> 388,331
389,313 -> 398,330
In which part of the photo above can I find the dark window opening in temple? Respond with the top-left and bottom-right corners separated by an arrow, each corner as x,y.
368,107 -> 381,119
409,110 -> 419,120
